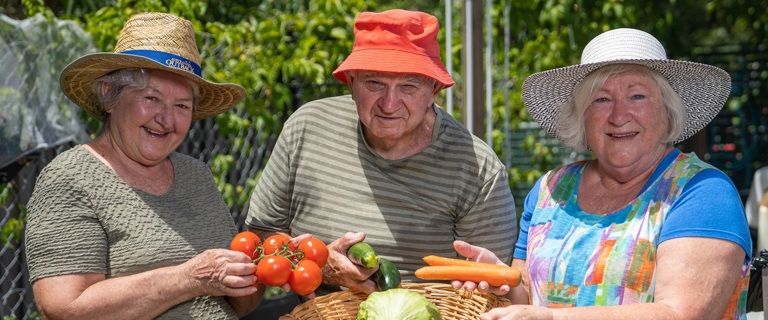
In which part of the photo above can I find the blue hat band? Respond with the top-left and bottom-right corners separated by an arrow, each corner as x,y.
121,50 -> 202,77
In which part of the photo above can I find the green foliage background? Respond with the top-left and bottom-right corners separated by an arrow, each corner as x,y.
6,0 -> 768,213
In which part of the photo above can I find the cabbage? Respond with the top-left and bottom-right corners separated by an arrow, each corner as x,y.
357,288 -> 442,320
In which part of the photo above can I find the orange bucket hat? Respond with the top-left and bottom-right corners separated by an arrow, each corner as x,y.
332,9 -> 454,88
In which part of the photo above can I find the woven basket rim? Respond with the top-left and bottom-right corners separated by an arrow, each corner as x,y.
279,282 -> 510,320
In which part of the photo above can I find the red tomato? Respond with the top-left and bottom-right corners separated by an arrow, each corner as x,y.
256,256 -> 292,286
230,231 -> 261,260
288,259 -> 323,295
262,234 -> 295,255
298,237 -> 329,267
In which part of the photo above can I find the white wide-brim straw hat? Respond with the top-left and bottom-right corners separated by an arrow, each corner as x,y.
60,12 -> 246,121
522,28 -> 731,144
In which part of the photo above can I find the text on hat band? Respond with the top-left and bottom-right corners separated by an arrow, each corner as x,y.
121,50 -> 202,77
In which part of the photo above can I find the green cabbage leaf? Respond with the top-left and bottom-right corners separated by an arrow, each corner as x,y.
357,288 -> 442,320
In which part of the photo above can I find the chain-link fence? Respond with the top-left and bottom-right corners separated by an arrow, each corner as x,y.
1,13 -> 96,319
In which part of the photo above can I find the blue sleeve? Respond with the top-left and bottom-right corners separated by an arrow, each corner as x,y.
659,168 -> 752,260
512,175 -> 544,260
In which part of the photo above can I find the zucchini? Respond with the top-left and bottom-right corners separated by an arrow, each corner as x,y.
372,257 -> 401,291
347,242 -> 380,268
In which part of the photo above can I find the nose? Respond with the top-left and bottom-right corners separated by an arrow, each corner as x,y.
377,88 -> 401,112
607,99 -> 631,125
154,103 -> 172,126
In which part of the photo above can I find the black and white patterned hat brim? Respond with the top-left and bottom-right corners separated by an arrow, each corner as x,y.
522,28 -> 731,145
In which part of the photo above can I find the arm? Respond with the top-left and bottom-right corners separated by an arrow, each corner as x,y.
480,238 -> 745,320
33,249 -> 258,320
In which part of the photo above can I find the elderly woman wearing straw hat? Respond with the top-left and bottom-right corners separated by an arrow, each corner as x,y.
450,28 -> 752,319
245,9 -> 517,295
24,13 -> 264,319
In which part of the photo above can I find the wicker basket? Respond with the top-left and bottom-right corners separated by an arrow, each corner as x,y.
279,282 -> 510,320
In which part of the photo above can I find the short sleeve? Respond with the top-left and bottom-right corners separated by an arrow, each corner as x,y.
513,176 -> 543,260
659,168 -> 752,260
25,162 -> 108,282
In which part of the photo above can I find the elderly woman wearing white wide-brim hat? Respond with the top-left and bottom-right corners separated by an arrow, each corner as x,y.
450,28 -> 752,320
23,12 -> 266,319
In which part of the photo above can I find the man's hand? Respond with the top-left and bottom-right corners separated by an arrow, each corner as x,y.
321,232 -> 378,293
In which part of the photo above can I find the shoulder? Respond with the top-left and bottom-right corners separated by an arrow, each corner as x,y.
674,151 -> 718,171
43,145 -> 89,168
434,106 -> 504,170
290,95 -> 357,120
666,152 -> 732,190
281,95 -> 358,140
543,161 -> 587,183
169,152 -> 212,177
38,146 -> 99,181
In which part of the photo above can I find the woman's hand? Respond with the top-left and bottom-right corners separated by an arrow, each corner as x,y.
321,232 -> 378,293
450,240 -> 511,296
181,248 -> 259,298
480,305 -> 553,320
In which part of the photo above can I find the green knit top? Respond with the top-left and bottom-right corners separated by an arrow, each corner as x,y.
25,145 -> 239,319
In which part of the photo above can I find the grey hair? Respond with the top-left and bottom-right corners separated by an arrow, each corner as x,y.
343,70 -> 440,90
556,64 -> 686,151
91,68 -> 200,122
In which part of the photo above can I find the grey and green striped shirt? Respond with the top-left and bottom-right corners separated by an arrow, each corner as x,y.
246,95 -> 518,282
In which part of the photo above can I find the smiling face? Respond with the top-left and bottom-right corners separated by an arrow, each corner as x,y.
348,71 -> 441,154
105,69 -> 195,166
584,70 -> 672,169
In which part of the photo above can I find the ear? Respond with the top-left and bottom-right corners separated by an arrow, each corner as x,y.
430,81 -> 445,103
100,83 -> 114,114
346,72 -> 355,95
101,82 -> 110,97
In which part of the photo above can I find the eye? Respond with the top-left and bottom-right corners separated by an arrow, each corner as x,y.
401,84 -> 418,93
364,80 -> 385,91
631,94 -> 646,100
593,97 -> 610,103
175,103 -> 191,110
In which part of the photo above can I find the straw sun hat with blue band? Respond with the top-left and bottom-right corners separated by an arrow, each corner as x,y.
60,12 -> 246,121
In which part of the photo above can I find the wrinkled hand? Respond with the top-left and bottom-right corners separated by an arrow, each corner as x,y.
181,248 -> 258,297
451,240 -> 511,296
480,305 -> 553,320
321,232 -> 378,293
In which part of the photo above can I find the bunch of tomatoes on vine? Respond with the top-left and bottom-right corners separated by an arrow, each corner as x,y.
230,231 -> 328,295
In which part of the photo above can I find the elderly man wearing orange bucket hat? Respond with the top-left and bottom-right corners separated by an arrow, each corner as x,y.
246,9 -> 518,296
25,13 -> 263,319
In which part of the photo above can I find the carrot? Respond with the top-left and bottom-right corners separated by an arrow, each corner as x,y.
414,265 -> 521,287
423,255 -> 512,270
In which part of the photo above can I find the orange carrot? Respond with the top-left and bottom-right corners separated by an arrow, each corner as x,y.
414,265 -> 521,287
423,255 -> 512,270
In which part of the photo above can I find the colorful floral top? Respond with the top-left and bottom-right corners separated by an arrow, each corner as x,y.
513,149 -> 752,319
